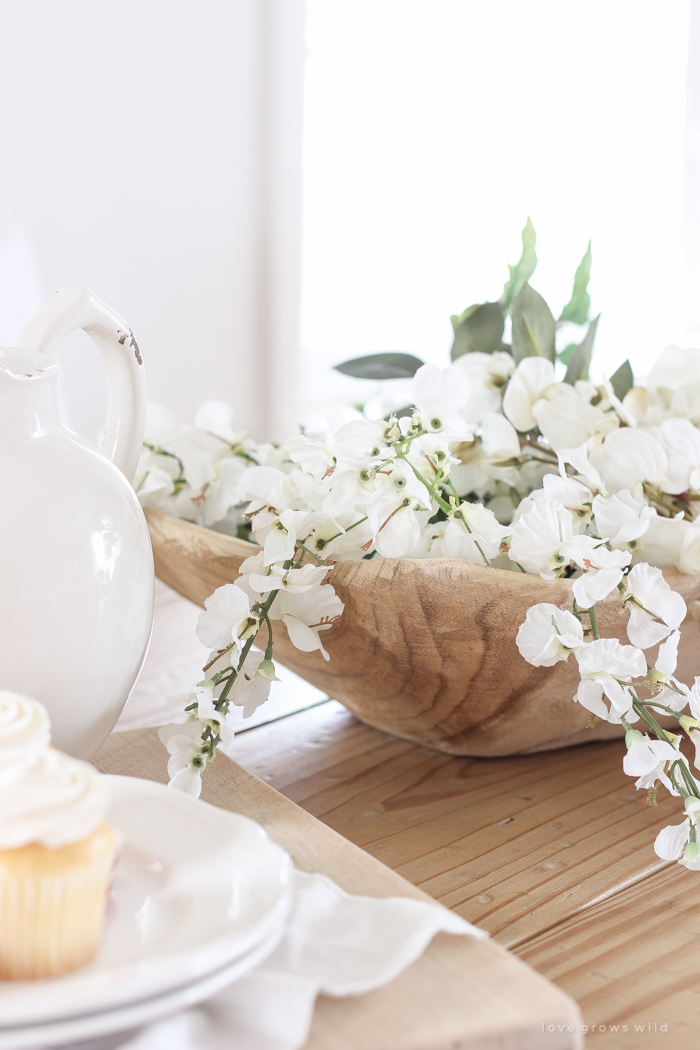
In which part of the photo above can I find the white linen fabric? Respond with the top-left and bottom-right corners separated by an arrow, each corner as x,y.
57,870 -> 483,1050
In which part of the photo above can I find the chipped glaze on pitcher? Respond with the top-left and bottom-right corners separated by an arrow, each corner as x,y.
0,287 -> 154,758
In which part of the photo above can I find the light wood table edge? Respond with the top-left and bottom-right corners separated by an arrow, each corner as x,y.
95,728 -> 583,1050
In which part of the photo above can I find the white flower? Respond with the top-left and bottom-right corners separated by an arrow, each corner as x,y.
574,638 -> 646,722
649,418 -> 700,495
655,630 -> 681,678
330,418 -> 389,464
410,363 -> 473,440
623,733 -> 681,793
533,385 -> 608,453
508,497 -> 578,577
454,351 -> 514,424
273,584 -> 343,661
679,521 -> 700,574
248,561 -> 331,594
571,566 -> 624,608
688,677 -> 700,721
588,427 -> 668,496
654,819 -> 691,861
285,434 -> 336,478
557,445 -> 604,492
321,467 -> 375,518
406,433 -> 457,480
225,650 -> 277,718
193,400 -> 243,446
502,357 -> 556,432
479,413 -> 522,474
367,462 -> 427,558
158,717 -> 206,797
654,798 -> 700,867
516,604 -> 584,667
440,503 -> 508,563
542,474 -> 592,523
262,508 -> 325,565
136,464 -> 176,508
621,563 -> 686,649
591,490 -> 655,552
196,584 -> 256,651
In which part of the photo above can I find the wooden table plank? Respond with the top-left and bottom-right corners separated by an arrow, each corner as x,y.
230,701 -> 681,947
517,864 -> 700,1049
95,728 -> 581,1050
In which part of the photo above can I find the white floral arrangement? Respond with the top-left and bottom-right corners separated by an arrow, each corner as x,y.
138,222 -> 700,873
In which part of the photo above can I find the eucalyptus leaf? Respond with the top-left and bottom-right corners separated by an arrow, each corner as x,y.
334,352 -> 424,380
500,217 -> 538,313
450,301 -> 505,360
610,359 -> 634,401
560,241 -> 592,325
510,283 -> 556,364
557,343 -> 578,367
563,314 -> 600,385
450,303 -> 480,330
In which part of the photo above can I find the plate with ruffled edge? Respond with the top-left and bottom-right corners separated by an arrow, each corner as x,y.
0,775 -> 291,1027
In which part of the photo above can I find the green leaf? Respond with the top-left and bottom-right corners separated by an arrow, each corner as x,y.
500,217 -> 538,313
450,301 -> 505,361
609,358 -> 634,401
560,241 -> 592,325
563,314 -> 600,385
557,343 -> 578,367
510,283 -> 556,364
334,353 -> 424,380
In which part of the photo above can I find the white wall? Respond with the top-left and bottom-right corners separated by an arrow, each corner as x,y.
0,0 -> 305,442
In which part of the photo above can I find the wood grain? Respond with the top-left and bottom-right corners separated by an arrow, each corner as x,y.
146,506 -> 700,757
94,728 -> 582,1050
517,865 -> 700,1049
228,701 -> 683,948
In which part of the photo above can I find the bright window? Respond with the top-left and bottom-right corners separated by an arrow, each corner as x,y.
301,1 -> 690,423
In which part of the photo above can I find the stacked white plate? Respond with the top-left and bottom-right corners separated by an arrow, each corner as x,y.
0,776 -> 292,1049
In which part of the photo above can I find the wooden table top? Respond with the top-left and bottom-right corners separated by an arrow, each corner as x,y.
117,585 -> 700,1048
229,699 -> 700,1049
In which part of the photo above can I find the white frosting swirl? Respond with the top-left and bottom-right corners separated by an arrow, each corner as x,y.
0,748 -> 108,849
0,692 -> 51,765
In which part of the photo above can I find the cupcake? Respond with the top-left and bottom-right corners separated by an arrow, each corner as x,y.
0,693 -> 117,980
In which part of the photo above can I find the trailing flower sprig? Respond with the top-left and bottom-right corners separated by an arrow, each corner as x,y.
517,565 -> 700,870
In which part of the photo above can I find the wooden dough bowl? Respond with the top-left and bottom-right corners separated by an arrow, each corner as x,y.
146,507 -> 700,756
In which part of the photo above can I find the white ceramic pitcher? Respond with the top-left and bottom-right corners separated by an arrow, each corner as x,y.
0,286 -> 154,758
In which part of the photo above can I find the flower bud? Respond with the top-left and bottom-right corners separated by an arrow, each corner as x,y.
625,729 -> 644,748
257,659 -> 278,681
684,840 -> 700,864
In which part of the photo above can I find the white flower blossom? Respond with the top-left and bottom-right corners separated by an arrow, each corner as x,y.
248,561 -> 331,594
502,357 -> 556,432
574,638 -> 646,722
591,490 -> 656,552
516,604 -> 584,666
623,732 -> 681,793
196,583 -> 257,651
273,584 -> 344,661
533,385 -> 608,453
588,427 -> 668,496
410,363 -> 473,440
224,650 -> 277,718
649,418 -> 700,495
620,564 -> 687,649
454,351 -> 514,424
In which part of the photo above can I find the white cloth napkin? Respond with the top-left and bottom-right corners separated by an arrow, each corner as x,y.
70,870 -> 485,1050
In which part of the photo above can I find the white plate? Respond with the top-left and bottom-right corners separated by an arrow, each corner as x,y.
0,776 -> 291,1028
0,923 -> 284,1050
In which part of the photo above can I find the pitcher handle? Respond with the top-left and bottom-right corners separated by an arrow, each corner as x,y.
15,286 -> 147,482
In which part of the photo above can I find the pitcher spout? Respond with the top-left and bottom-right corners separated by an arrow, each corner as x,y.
0,347 -> 62,440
